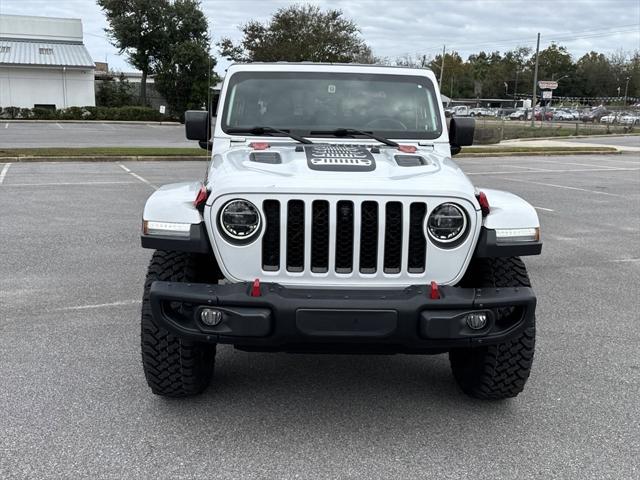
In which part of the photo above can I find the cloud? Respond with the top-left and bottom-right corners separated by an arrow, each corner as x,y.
1,0 -> 638,73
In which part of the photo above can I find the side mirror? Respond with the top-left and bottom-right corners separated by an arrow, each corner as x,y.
449,117 -> 475,156
185,110 -> 210,141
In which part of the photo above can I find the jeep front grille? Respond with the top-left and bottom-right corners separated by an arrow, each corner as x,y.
261,199 -> 427,275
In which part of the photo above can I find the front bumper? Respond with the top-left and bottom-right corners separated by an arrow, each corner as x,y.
149,281 -> 536,353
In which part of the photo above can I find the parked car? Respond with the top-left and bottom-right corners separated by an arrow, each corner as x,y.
599,114 -> 617,124
534,109 -> 554,121
469,108 -> 495,117
619,114 -> 640,126
581,106 -> 609,122
139,62 -> 542,400
509,109 -> 528,120
553,110 -> 575,121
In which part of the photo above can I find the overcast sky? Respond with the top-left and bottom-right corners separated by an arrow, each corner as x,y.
1,0 -> 638,74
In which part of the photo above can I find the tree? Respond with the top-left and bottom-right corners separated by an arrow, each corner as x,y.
153,0 -> 218,115
218,4 -> 373,63
95,72 -> 137,107
97,0 -> 170,106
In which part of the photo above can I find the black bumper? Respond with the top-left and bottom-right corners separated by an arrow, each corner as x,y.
149,281 -> 536,353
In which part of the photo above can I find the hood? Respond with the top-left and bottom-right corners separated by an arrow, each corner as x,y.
207,142 -> 477,203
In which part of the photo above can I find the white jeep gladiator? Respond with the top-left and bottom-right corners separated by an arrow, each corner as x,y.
140,63 -> 542,400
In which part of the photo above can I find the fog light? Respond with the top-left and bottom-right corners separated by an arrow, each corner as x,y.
200,308 -> 223,326
466,312 -> 487,330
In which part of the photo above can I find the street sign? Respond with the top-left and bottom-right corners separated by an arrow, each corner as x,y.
538,80 -> 558,90
159,105 -> 166,114
542,90 -> 553,99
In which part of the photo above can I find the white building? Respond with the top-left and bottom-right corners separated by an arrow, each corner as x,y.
0,14 -> 95,109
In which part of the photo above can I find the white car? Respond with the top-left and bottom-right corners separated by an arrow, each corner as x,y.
509,109 -> 528,120
140,63 -> 542,400
600,114 -> 617,124
553,110 -> 575,121
619,114 -> 640,126
469,108 -> 495,117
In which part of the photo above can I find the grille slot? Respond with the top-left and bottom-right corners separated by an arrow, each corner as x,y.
335,201 -> 354,273
311,200 -> 329,273
259,198 -> 438,277
359,201 -> 379,274
408,203 -> 427,273
383,202 -> 403,273
286,200 -> 305,272
262,200 -> 280,271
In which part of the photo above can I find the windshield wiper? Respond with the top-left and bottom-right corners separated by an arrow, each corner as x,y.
226,126 -> 313,144
310,128 -> 399,147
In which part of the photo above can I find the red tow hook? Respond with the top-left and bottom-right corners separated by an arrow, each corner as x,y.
251,278 -> 262,297
430,281 -> 441,300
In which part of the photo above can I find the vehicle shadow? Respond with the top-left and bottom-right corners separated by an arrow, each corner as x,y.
151,347 -> 516,428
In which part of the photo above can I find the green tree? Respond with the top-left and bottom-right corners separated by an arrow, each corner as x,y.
574,52 -> 615,97
531,43 -> 575,96
97,0 -> 169,106
218,4 -> 372,63
96,72 -> 137,107
153,0 -> 218,116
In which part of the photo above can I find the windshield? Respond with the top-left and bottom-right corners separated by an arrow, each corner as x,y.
221,71 -> 443,140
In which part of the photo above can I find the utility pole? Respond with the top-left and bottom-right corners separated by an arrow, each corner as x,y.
624,76 -> 630,105
531,32 -> 540,127
439,45 -> 445,89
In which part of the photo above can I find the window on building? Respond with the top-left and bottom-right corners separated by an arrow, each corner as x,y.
0,46 -> 10,54
39,47 -> 54,55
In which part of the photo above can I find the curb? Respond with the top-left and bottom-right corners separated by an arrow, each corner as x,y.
500,133 -> 639,142
2,120 -> 181,126
1,155 -> 207,162
458,150 -> 621,158
0,149 -> 622,162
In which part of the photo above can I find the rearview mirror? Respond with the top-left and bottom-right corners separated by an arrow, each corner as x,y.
449,117 -> 475,156
185,110 -> 210,142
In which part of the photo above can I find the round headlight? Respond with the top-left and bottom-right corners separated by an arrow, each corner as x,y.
219,199 -> 261,242
427,203 -> 468,245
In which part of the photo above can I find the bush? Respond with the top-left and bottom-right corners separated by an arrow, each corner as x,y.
0,106 -> 169,121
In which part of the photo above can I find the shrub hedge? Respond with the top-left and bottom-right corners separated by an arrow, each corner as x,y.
0,106 -> 171,122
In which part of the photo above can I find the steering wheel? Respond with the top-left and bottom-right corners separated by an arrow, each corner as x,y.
364,117 -> 408,130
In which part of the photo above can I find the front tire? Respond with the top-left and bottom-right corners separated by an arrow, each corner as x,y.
141,250 -> 219,397
449,257 -> 536,400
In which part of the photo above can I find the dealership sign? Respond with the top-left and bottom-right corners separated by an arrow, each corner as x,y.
538,80 -> 559,90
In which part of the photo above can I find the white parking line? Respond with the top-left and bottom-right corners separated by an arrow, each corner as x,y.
499,177 -> 624,197
4,123 -> 8,129
56,300 -> 140,311
612,258 -> 640,263
117,163 -> 158,189
1,181 -> 138,187
55,123 -> 64,129
0,163 -> 11,184
534,206 -> 555,212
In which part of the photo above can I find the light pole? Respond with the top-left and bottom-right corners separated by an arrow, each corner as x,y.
624,76 -> 630,106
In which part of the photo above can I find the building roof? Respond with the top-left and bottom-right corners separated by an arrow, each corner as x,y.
0,14 -> 83,42
0,40 -> 94,68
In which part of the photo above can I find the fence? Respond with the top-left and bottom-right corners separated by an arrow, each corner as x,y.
473,117 -> 636,144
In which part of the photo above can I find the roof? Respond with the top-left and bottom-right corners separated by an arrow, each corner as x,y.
0,14 -> 83,42
0,40 -> 94,68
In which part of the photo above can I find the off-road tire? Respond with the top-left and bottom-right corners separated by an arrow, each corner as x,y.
141,250 -> 218,397
450,257 -> 535,400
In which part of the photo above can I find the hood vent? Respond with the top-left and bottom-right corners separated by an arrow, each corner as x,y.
395,155 -> 428,167
250,152 -> 282,164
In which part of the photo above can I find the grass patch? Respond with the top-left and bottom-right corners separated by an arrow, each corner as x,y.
459,146 -> 618,156
0,147 -> 204,157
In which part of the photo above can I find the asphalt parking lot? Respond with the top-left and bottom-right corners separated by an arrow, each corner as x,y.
1,154 -> 639,479
0,121 -> 191,148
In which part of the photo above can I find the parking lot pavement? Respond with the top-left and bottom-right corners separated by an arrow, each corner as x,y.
563,135 -> 640,148
0,121 -> 192,148
1,155 -> 638,479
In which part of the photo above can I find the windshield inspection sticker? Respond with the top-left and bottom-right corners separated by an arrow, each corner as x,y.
305,145 -> 376,172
